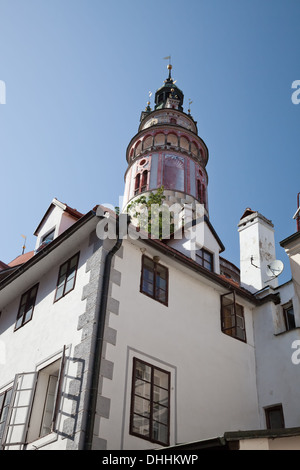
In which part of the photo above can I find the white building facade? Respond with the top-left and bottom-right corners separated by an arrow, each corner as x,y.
0,67 -> 300,451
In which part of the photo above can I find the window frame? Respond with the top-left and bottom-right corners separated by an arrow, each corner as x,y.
0,388 -> 13,445
130,357 -> 171,446
14,283 -> 39,331
134,170 -> 148,195
220,291 -> 247,343
41,228 -> 55,245
140,255 -> 169,306
1,349 -> 66,449
283,302 -> 296,331
265,404 -> 285,430
196,248 -> 214,272
54,252 -> 80,302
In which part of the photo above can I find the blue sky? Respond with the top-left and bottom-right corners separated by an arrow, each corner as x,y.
0,0 -> 299,285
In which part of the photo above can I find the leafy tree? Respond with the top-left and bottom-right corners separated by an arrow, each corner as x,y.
126,187 -> 174,239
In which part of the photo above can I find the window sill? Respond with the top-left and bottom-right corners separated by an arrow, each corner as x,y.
274,326 -> 300,336
26,432 -> 58,450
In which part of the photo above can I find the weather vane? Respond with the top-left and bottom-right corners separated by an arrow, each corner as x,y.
163,56 -> 175,82
188,99 -> 193,114
21,234 -> 26,255
145,91 -> 152,110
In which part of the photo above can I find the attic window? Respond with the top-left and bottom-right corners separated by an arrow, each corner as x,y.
196,248 -> 213,272
41,229 -> 55,245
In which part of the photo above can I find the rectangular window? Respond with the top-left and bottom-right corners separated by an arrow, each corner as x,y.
140,255 -> 168,305
1,351 -> 65,449
265,405 -> 285,429
15,284 -> 39,331
196,248 -> 213,272
283,303 -> 296,331
0,388 -> 12,444
221,291 -> 246,342
130,358 -> 170,446
54,252 -> 79,302
41,229 -> 55,245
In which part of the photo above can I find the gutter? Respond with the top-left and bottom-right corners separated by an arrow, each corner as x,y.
82,213 -> 129,451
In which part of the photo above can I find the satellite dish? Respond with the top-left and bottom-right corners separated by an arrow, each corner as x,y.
266,260 -> 284,278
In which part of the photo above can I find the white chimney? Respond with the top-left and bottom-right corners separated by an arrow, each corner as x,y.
238,209 -> 278,293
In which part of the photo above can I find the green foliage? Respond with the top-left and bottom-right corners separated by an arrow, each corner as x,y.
127,187 -> 174,239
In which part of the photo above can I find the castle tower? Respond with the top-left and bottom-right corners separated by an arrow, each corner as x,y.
122,64 -> 209,217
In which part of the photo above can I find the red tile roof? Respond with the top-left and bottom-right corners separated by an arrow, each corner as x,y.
8,251 -> 35,267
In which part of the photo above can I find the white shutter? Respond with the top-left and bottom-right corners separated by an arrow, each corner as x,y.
51,345 -> 66,432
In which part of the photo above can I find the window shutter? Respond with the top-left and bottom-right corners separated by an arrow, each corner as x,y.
51,346 -> 66,432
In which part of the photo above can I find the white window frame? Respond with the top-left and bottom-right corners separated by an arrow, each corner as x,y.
0,347 -> 66,450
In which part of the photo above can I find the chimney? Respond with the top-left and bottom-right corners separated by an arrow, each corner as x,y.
238,209 -> 278,293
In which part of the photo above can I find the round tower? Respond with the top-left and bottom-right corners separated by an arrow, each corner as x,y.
122,64 -> 209,218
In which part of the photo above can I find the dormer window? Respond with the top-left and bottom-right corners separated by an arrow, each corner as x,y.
35,228 -> 56,254
41,229 -> 55,245
196,248 -> 213,272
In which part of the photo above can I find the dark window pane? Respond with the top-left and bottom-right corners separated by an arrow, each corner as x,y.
266,406 -> 284,429
55,254 -> 79,301
15,285 -> 38,330
269,410 -> 283,428
141,256 -> 168,305
284,306 -> 296,330
142,270 -> 154,296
